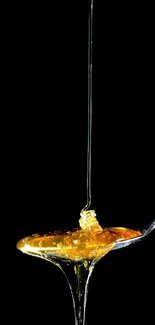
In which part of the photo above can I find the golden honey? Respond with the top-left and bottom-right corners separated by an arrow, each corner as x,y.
17,210 -> 142,261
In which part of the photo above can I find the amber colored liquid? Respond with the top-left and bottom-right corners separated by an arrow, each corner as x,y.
17,224 -> 142,261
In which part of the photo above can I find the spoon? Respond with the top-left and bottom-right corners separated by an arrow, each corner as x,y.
113,220 -> 155,251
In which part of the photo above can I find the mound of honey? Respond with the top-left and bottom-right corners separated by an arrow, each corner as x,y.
17,210 -> 142,261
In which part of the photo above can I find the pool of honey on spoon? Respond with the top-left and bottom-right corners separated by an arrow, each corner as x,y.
17,210 -> 142,261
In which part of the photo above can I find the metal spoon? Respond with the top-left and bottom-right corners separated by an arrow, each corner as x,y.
113,220 -> 155,250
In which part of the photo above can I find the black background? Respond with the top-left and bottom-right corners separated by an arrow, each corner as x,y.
6,1 -> 155,324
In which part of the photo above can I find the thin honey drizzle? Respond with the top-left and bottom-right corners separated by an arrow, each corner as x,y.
16,0 -> 155,323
